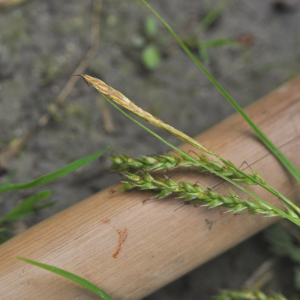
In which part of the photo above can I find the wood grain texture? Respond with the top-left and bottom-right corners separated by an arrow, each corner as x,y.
0,78 -> 300,300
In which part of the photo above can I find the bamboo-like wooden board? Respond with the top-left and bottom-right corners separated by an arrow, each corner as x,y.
0,78 -> 300,300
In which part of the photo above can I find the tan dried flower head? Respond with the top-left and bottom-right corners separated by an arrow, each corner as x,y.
77,74 -> 216,157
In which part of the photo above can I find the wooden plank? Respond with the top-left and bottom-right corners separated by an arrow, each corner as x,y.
0,78 -> 300,300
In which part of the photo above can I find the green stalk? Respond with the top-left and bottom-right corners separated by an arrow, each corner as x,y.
220,159 -> 300,215
0,146 -> 109,194
195,0 -> 236,34
141,0 -> 300,184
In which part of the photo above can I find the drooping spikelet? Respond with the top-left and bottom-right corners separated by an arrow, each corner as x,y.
79,74 -> 266,186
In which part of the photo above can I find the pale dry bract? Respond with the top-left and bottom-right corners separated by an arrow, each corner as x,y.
80,74 -> 216,157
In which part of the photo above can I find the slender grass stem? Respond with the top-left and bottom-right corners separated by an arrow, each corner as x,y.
195,0 -> 236,35
219,159 -> 300,215
140,0 -> 300,184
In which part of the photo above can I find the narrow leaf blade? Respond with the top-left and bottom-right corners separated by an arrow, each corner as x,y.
0,145 -> 110,193
0,191 -> 53,224
16,257 -> 114,300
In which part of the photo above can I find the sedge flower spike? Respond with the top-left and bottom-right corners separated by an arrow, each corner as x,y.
76,74 -> 300,225
121,172 -> 281,218
77,74 -> 267,187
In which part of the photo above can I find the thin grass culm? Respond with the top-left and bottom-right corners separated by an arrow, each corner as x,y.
140,0 -> 300,185
77,74 -> 300,226
138,0 -> 300,215
16,257 -> 114,300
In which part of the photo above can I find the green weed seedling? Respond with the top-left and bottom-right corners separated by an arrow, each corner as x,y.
133,15 -> 162,70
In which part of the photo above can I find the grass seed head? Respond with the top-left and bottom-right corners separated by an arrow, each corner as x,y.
121,172 -> 286,219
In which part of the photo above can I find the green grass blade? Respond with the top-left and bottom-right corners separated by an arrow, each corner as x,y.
101,93 -> 300,227
200,38 -> 236,48
0,191 -> 53,224
141,0 -> 300,183
0,145 -> 110,194
34,201 -> 56,211
196,0 -> 236,34
0,171 -> 16,189
0,227 -> 8,242
199,38 -> 236,63
199,45 -> 210,64
16,257 -> 114,300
